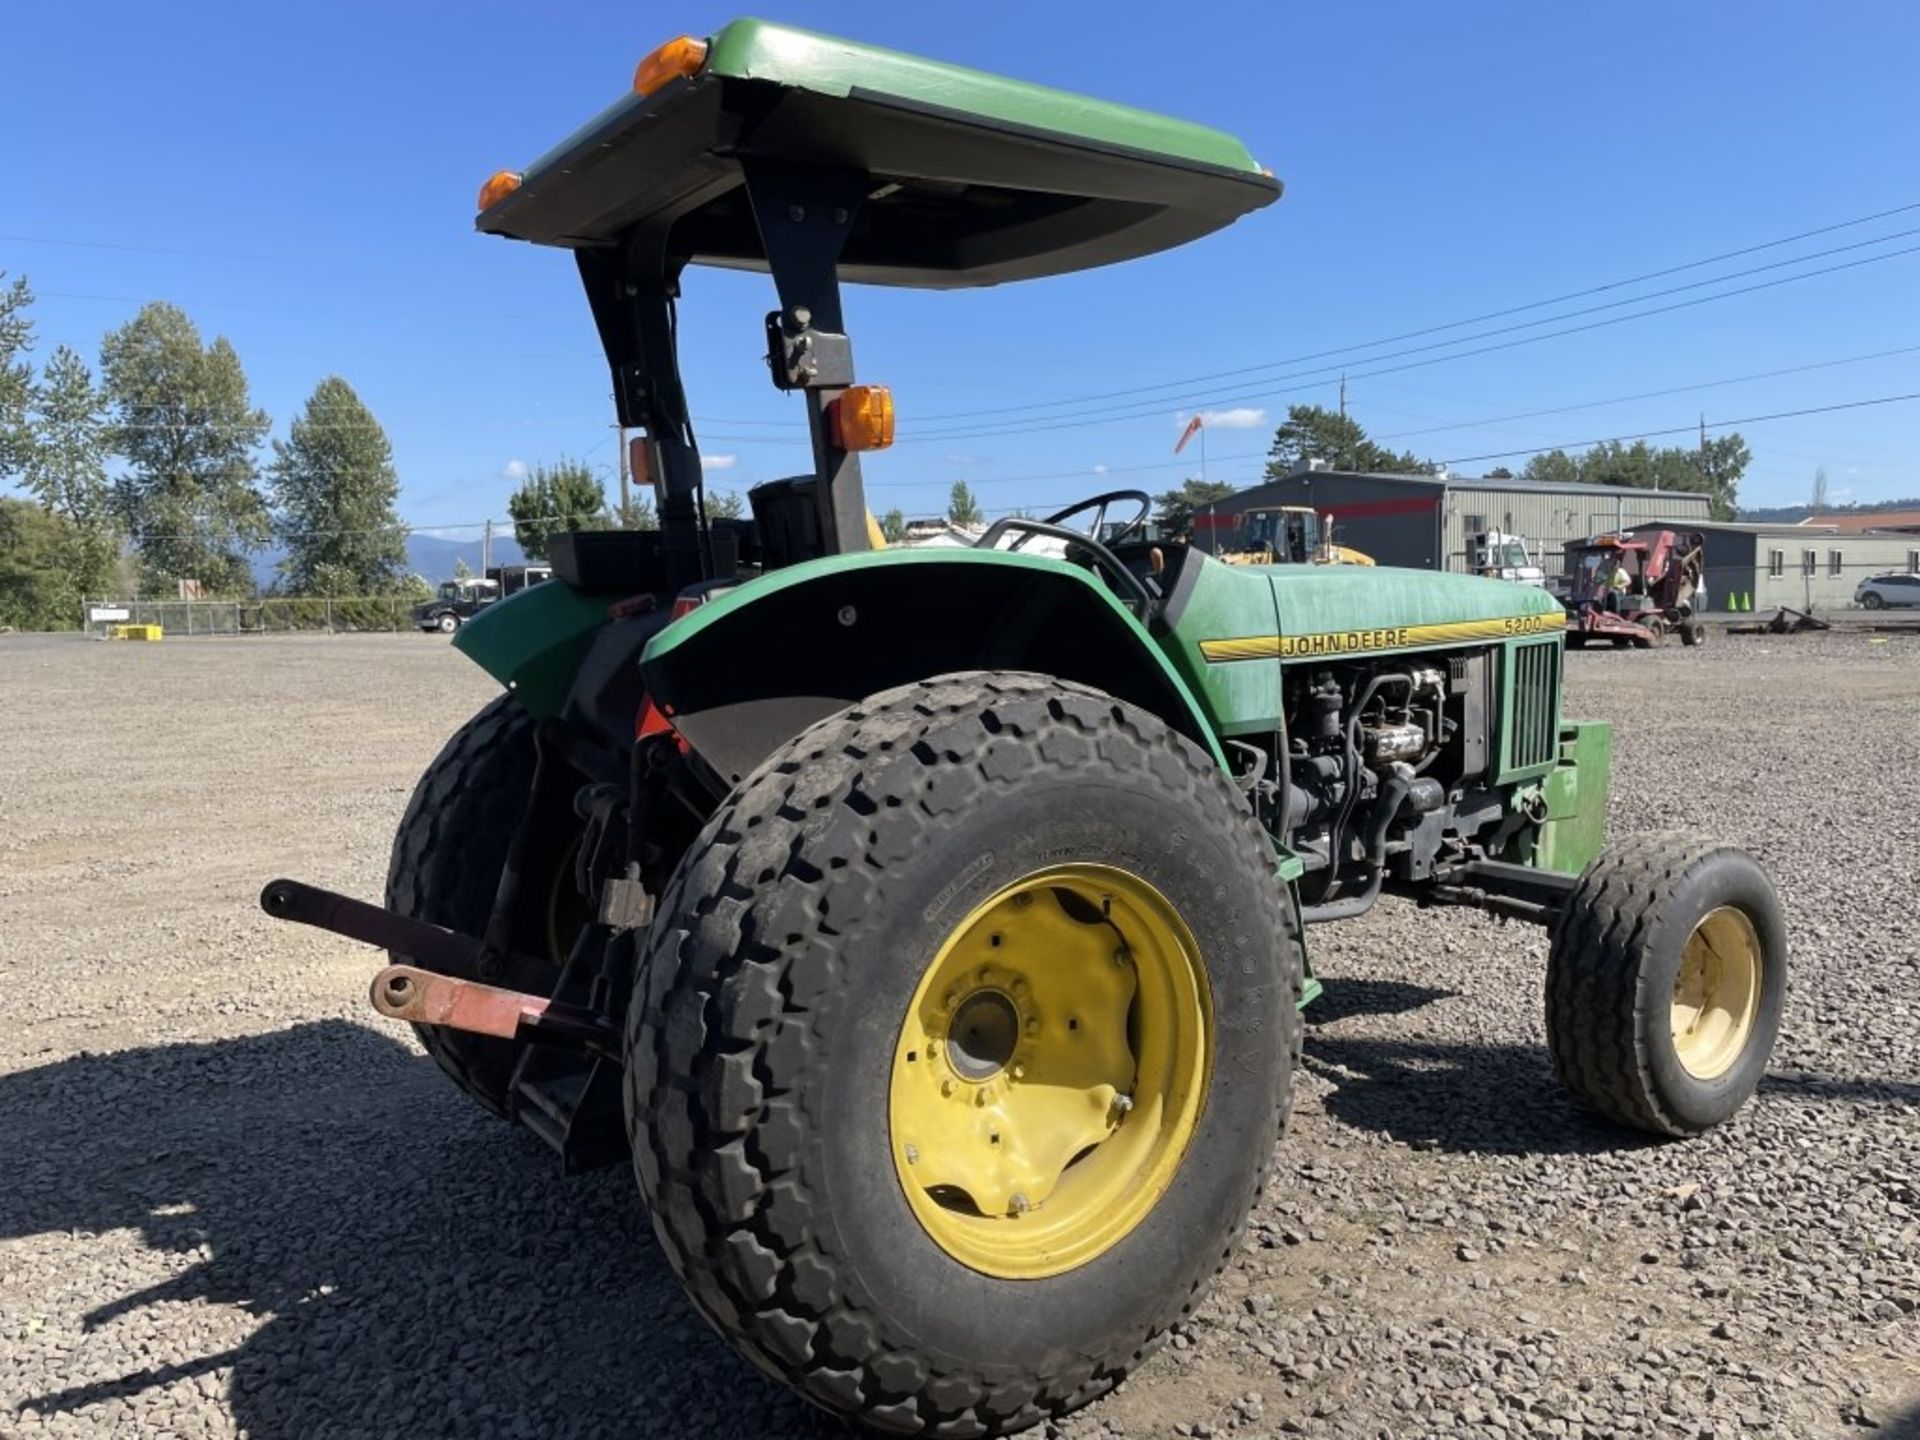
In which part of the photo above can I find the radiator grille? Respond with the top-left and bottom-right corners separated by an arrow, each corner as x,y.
1504,639 -> 1561,774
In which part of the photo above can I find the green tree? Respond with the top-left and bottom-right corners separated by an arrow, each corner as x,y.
706,490 -> 744,520
101,302 -> 269,595
0,273 -> 34,482
1153,477 -> 1236,534
22,346 -> 119,599
947,479 -> 983,528
452,555 -> 473,580
269,377 -> 409,595
879,507 -> 908,544
617,492 -> 657,529
1518,434 -> 1746,521
506,458 -> 608,559
1694,434 -> 1749,521
0,497 -> 79,630
1517,449 -> 1582,487
1263,404 -> 1429,479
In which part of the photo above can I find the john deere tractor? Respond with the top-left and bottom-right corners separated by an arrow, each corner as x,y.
263,22 -> 1786,1437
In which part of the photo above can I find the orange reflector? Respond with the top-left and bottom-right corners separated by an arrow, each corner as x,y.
634,36 -> 709,96
477,170 -> 522,211
830,385 -> 896,452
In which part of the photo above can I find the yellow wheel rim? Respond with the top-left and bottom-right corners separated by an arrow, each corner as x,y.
1670,906 -> 1763,1080
888,865 -> 1212,1279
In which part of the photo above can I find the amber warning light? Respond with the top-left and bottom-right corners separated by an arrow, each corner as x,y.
829,386 -> 896,452
634,36 -> 709,96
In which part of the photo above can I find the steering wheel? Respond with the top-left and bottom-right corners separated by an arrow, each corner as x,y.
974,489 -> 1158,617
1015,490 -> 1152,552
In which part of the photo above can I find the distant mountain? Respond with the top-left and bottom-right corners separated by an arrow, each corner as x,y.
247,533 -> 527,591
1740,498 -> 1920,524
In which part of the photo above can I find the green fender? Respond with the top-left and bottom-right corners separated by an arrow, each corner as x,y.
639,547 -> 1227,782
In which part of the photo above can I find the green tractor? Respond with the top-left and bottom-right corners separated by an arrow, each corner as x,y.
263,21 -> 1787,1436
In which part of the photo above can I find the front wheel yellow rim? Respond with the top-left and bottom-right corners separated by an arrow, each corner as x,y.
889,865 -> 1212,1279
1670,906 -> 1763,1080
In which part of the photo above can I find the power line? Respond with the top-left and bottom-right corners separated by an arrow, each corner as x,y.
1435,392 -> 1920,466
913,198 -> 1920,423
897,241 -> 1920,443
1371,342 -> 1920,444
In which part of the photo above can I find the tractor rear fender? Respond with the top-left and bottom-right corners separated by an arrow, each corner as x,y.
639,548 -> 1229,790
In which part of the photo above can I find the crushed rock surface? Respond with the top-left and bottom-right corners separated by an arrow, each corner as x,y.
1,630 -> 1915,1439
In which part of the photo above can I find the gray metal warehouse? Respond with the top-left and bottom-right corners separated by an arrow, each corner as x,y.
1193,466 -> 1712,577
1624,522 -> 1920,613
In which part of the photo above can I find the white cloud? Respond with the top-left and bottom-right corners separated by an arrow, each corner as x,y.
1092,464 -> 1110,475
1182,407 -> 1267,431
703,453 -> 739,471
947,452 -> 984,466
502,458 -> 528,480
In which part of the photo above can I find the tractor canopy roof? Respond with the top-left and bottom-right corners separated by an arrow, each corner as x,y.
475,18 -> 1281,287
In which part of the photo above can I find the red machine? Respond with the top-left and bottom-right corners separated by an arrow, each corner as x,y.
1560,530 -> 1707,649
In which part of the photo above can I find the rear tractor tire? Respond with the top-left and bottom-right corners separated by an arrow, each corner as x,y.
1680,619 -> 1705,647
626,672 -> 1302,1436
385,695 -> 587,1116
1544,838 -> 1786,1137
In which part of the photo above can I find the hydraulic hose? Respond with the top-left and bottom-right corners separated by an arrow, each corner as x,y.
1301,766 -> 1414,926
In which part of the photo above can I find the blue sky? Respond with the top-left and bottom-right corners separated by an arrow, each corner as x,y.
5,1 -> 1917,543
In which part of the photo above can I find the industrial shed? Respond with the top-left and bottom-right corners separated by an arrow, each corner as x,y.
1193,466 -> 1713,576
1624,522 -> 1920,613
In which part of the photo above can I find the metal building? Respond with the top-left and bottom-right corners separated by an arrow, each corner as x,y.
1625,522 -> 1920,613
1192,466 -> 1713,578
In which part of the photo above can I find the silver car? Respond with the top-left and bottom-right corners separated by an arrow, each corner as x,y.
1856,573 -> 1920,609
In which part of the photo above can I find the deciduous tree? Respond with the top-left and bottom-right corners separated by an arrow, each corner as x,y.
0,273 -> 34,482
1263,404 -> 1429,479
1153,478 -> 1236,534
269,377 -> 408,595
101,302 -> 269,595
22,346 -> 119,599
506,458 -> 608,559
947,479 -> 983,528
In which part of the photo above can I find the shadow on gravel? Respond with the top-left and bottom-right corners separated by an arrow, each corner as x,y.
1,1023 -> 829,1438
1303,977 -> 1457,1025
1760,1070 -> 1920,1106
1301,1034 -> 1654,1157
1303,1034 -> 1920,1157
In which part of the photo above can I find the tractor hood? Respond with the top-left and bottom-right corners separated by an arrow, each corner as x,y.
1191,559 -> 1565,665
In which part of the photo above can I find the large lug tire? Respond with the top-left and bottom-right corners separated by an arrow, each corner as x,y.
625,672 -> 1301,1437
1545,838 -> 1787,1137
385,695 -> 583,1116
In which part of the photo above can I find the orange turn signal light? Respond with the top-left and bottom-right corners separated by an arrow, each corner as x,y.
634,36 -> 709,96
477,170 -> 522,211
830,385 -> 896,452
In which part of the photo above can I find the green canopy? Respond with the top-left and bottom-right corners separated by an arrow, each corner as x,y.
478,18 -> 1281,287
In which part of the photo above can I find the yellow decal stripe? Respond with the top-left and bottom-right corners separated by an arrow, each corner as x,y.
1201,612 -> 1566,663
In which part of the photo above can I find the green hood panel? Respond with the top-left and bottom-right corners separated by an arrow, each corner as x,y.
1199,564 -> 1565,665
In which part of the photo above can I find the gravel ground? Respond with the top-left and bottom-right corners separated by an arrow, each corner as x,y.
1,631 -> 1916,1440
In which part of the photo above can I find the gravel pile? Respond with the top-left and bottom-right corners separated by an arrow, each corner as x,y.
2,631 -> 1915,1439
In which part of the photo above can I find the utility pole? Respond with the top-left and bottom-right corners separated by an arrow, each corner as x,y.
616,422 -> 631,527
1339,373 -> 1347,418
482,517 -> 493,575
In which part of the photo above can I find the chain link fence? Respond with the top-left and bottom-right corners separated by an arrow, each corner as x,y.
82,596 -> 426,637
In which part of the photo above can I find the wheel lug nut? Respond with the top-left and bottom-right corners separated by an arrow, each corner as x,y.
1012,980 -> 1029,999
1113,1094 -> 1134,1118
1012,1064 -> 1026,1081
1010,1193 -> 1030,1215
905,1144 -> 919,1164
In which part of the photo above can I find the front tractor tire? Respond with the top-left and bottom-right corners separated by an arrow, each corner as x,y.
1545,839 -> 1786,1137
625,673 -> 1301,1436
385,695 -> 583,1117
